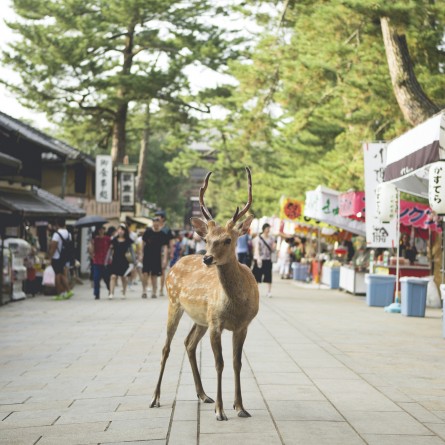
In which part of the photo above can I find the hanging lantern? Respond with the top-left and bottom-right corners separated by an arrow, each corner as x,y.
376,183 -> 398,223
428,162 -> 445,216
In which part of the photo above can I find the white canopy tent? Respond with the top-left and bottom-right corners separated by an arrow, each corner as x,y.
384,111 -> 445,197
304,186 -> 366,236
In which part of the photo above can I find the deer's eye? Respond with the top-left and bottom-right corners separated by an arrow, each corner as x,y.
224,238 -> 231,245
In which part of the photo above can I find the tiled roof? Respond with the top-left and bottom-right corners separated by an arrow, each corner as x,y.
0,187 -> 85,219
0,110 -> 95,168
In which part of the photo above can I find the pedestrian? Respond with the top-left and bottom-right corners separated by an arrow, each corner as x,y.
89,225 -> 111,300
48,218 -> 73,300
252,223 -> 276,298
154,210 -> 174,296
141,217 -> 168,298
107,223 -> 134,300
194,231 -> 206,254
169,231 -> 184,267
278,235 -> 292,279
236,232 -> 251,265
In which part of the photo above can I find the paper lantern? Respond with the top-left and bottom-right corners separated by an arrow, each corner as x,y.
376,183 -> 398,222
428,162 -> 445,215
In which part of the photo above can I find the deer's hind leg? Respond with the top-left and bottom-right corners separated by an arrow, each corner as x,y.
150,302 -> 184,408
185,323 -> 214,403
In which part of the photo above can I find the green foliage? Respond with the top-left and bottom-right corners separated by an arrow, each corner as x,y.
2,0 -> 443,225
177,0 -> 443,221
3,0 -> 245,149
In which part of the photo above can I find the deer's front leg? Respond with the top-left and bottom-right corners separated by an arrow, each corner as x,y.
233,327 -> 251,417
209,328 -> 227,421
185,324 -> 214,403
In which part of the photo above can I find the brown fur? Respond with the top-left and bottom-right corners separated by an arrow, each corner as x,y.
150,204 -> 259,421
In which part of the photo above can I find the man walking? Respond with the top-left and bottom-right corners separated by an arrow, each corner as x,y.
154,210 -> 174,296
48,218 -> 73,300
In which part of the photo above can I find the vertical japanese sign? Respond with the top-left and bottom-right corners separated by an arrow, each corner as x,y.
363,142 -> 397,247
120,171 -> 135,212
95,155 -> 112,203
429,162 -> 445,215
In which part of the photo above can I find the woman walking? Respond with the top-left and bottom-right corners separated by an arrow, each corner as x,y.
252,223 -> 276,298
107,223 -> 134,299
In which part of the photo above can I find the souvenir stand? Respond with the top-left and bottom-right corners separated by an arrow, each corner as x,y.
383,112 -> 445,325
339,191 -> 437,284
384,112 -> 444,277
304,186 -> 367,293
278,197 -> 323,283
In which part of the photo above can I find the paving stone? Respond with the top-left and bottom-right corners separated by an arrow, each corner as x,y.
2,276 -> 445,444
276,420 -> 366,445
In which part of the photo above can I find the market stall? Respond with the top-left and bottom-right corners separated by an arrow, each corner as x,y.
339,190 -> 439,284
384,111 -> 445,198
304,186 -> 367,291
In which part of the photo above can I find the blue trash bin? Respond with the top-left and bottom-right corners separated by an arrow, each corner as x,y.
330,267 -> 340,289
400,277 -> 428,317
292,263 -> 301,280
299,264 -> 310,282
365,274 -> 396,307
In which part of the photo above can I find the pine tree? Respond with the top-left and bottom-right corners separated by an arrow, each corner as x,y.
2,0 -> 244,163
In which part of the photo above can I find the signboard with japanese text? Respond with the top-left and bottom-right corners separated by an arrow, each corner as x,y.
363,142 -> 397,248
95,155 -> 112,203
120,171 -> 135,213
304,186 -> 366,236
429,162 -> 445,215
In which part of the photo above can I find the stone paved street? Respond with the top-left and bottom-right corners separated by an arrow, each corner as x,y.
1,275 -> 445,444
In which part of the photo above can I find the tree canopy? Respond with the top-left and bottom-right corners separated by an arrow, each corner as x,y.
2,0 -> 444,223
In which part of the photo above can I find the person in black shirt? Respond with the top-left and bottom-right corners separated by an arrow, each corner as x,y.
400,233 -> 417,264
154,210 -> 174,296
107,223 -> 134,300
142,217 -> 168,298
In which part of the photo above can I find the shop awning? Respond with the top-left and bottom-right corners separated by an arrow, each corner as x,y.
384,111 -> 445,198
0,153 -> 22,171
304,186 -> 366,236
0,187 -> 86,220
338,190 -> 441,233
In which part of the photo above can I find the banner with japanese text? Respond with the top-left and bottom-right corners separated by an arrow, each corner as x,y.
95,155 -> 112,203
304,186 -> 366,236
363,142 -> 397,248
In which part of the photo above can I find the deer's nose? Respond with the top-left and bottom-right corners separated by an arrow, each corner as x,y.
203,255 -> 214,266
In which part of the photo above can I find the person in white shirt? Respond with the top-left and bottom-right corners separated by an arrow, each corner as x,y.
48,218 -> 72,300
252,223 -> 276,298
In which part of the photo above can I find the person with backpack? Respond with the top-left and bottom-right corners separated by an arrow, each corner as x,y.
48,218 -> 73,300
252,223 -> 276,298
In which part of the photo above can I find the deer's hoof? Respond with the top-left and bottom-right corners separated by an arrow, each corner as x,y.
198,393 -> 215,404
237,409 -> 251,418
215,409 -> 228,421
150,398 -> 160,408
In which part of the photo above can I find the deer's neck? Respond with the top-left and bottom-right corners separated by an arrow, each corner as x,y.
217,259 -> 246,299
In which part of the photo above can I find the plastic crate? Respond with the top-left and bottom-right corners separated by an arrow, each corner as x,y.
365,274 -> 396,307
400,278 -> 428,317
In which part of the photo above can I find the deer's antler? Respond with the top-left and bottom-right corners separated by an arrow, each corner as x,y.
232,167 -> 252,224
199,171 -> 213,221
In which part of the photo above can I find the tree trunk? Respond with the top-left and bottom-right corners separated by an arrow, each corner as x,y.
380,16 -> 439,126
110,21 -> 136,164
111,103 -> 128,164
136,105 -> 151,203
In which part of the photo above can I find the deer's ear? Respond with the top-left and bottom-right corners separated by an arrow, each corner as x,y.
190,217 -> 208,238
236,215 -> 254,236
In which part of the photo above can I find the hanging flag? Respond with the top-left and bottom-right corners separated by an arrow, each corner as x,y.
363,142 -> 398,248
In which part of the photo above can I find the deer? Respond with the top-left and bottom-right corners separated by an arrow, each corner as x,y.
150,167 -> 259,421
